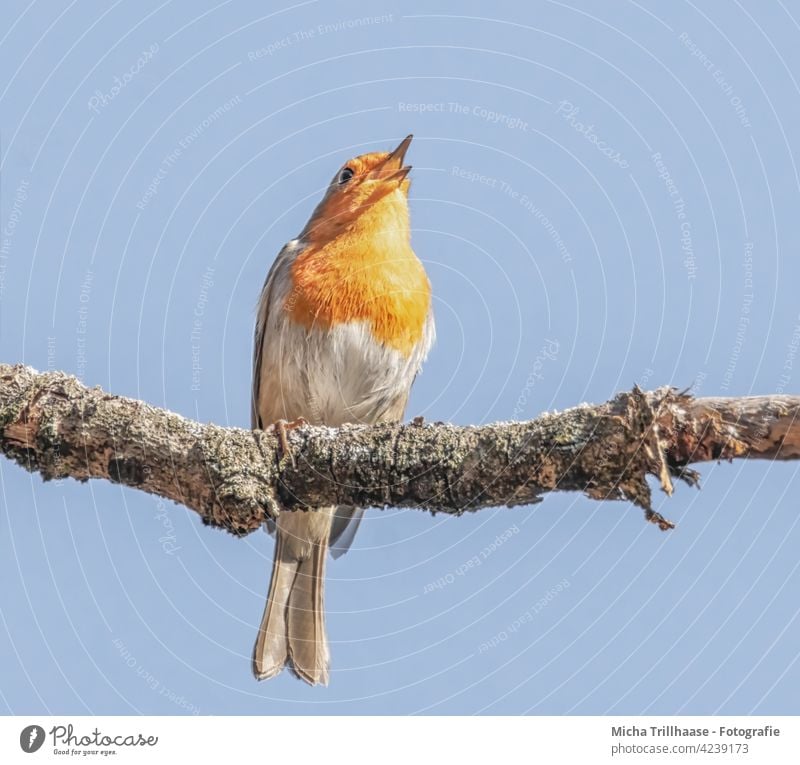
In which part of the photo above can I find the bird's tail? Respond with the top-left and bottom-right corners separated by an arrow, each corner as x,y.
253,531 -> 330,686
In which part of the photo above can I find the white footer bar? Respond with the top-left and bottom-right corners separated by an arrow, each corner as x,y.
1,716 -> 796,764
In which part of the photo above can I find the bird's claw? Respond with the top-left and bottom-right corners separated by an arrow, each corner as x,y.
270,417 -> 308,468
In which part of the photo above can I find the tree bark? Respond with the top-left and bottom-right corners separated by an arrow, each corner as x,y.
0,363 -> 797,536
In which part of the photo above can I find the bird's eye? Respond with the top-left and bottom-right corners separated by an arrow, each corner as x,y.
338,167 -> 355,185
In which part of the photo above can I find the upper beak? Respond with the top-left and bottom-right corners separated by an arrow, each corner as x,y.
386,134 -> 413,168
380,135 -> 412,182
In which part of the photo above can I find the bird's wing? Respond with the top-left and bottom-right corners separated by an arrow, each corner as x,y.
329,507 -> 365,558
252,241 -> 300,538
251,240 -> 299,430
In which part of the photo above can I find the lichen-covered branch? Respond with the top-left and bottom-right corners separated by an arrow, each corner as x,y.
1,364 -> 798,536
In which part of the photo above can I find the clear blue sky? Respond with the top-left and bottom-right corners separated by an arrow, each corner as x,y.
1,0 -> 799,715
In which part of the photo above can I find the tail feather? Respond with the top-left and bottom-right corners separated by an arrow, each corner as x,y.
253,532 -> 330,686
287,540 -> 329,686
253,534 -> 299,680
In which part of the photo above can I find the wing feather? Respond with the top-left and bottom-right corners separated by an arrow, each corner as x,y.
251,241 -> 299,429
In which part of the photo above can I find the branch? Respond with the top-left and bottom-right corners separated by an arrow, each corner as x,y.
1,364 -> 798,535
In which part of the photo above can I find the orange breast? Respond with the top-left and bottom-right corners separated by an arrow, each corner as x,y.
287,219 -> 430,357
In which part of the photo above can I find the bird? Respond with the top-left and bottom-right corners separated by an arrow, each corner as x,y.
251,135 -> 435,685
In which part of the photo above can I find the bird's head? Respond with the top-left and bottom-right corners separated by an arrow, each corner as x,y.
301,135 -> 413,243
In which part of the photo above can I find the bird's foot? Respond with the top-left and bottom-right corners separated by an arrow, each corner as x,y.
269,418 -> 308,468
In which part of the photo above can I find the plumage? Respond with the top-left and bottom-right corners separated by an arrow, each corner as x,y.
252,136 -> 434,685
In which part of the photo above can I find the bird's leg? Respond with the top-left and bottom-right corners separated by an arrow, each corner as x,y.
269,418 -> 308,468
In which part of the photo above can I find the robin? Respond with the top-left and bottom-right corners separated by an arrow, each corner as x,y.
251,135 -> 435,685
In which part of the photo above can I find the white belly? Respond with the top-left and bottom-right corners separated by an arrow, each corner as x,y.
260,314 -> 433,426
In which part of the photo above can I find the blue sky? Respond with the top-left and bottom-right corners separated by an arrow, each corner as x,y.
1,0 -> 800,715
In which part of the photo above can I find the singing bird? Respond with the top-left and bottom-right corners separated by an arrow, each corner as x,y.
251,136 -> 434,685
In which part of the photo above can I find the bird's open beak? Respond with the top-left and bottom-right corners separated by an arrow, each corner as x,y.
382,134 -> 413,182
387,134 -> 413,167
